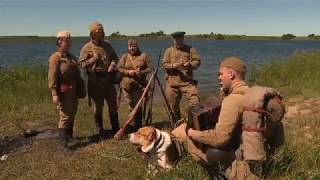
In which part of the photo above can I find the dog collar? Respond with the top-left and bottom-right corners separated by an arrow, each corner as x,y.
153,133 -> 164,150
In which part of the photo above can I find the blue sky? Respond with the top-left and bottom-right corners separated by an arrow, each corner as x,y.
0,0 -> 319,36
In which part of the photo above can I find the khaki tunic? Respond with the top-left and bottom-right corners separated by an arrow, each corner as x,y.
189,81 -> 249,148
118,52 -> 153,110
48,51 -> 81,128
79,41 -> 118,74
172,81 -> 249,163
79,40 -> 119,115
162,45 -> 200,87
162,44 -> 201,121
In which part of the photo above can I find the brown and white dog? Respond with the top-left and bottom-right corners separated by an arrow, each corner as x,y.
128,126 -> 179,169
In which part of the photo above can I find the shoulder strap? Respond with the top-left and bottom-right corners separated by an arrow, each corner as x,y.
56,52 -> 62,75
127,54 -> 138,70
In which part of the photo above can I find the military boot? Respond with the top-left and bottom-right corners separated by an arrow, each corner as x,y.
110,113 -> 120,134
94,114 -> 104,136
66,122 -> 74,140
59,128 -> 73,155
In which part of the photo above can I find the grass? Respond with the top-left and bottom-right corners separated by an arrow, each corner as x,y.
1,51 -> 320,179
249,51 -> 320,98
0,65 -> 209,180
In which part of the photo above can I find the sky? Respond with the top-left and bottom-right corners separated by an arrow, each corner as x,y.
0,0 -> 319,36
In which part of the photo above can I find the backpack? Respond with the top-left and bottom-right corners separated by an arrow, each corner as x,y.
240,86 -> 285,161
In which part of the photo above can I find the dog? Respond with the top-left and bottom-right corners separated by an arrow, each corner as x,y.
128,126 -> 180,170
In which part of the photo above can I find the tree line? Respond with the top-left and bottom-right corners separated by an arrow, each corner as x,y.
108,31 -> 320,40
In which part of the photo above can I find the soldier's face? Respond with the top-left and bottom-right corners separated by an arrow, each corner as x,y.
91,29 -> 105,42
218,67 -> 233,93
59,38 -> 71,52
173,36 -> 184,46
128,44 -> 139,54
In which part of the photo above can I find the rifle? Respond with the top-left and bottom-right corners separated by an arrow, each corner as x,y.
144,51 -> 162,125
154,75 -> 176,124
114,72 -> 156,140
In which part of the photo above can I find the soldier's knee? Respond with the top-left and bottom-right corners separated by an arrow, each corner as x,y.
187,142 -> 208,163
206,148 -> 235,167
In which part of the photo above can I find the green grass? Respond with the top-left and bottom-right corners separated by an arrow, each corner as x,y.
1,51 -> 320,179
0,65 -> 209,180
249,51 -> 320,98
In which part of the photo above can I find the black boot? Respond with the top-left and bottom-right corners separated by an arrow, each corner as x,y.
66,122 -> 74,140
94,114 -> 104,136
110,113 -> 120,133
59,128 -> 72,155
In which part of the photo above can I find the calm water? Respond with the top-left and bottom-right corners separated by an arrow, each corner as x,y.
1,38 -> 320,93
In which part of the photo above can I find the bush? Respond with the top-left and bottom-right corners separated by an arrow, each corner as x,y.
282,34 -> 296,40
308,34 -> 315,38
215,34 -> 225,40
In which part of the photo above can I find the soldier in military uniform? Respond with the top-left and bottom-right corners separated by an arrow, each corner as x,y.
48,30 -> 85,154
79,22 -> 120,136
162,31 -> 201,121
172,57 -> 250,176
118,39 -> 153,130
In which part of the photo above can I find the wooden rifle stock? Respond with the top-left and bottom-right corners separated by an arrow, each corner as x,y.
114,72 -> 156,140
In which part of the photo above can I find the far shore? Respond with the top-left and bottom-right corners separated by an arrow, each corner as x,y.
0,35 -> 318,41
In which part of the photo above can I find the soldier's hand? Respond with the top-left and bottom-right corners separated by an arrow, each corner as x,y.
187,128 -> 195,138
107,64 -> 116,72
135,69 -> 141,76
128,70 -> 136,76
93,52 -> 99,60
89,52 -> 99,64
183,62 -> 191,67
52,95 -> 60,105
172,63 -> 183,69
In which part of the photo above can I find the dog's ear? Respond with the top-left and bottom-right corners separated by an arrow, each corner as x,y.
147,129 -> 156,142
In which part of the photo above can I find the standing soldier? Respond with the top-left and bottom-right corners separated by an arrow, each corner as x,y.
118,39 -> 153,131
162,31 -> 201,121
48,31 -> 85,154
79,22 -> 120,136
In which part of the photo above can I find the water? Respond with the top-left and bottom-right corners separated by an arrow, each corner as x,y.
1,38 -> 320,93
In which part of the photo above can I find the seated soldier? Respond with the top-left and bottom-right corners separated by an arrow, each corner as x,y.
172,56 -> 249,175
